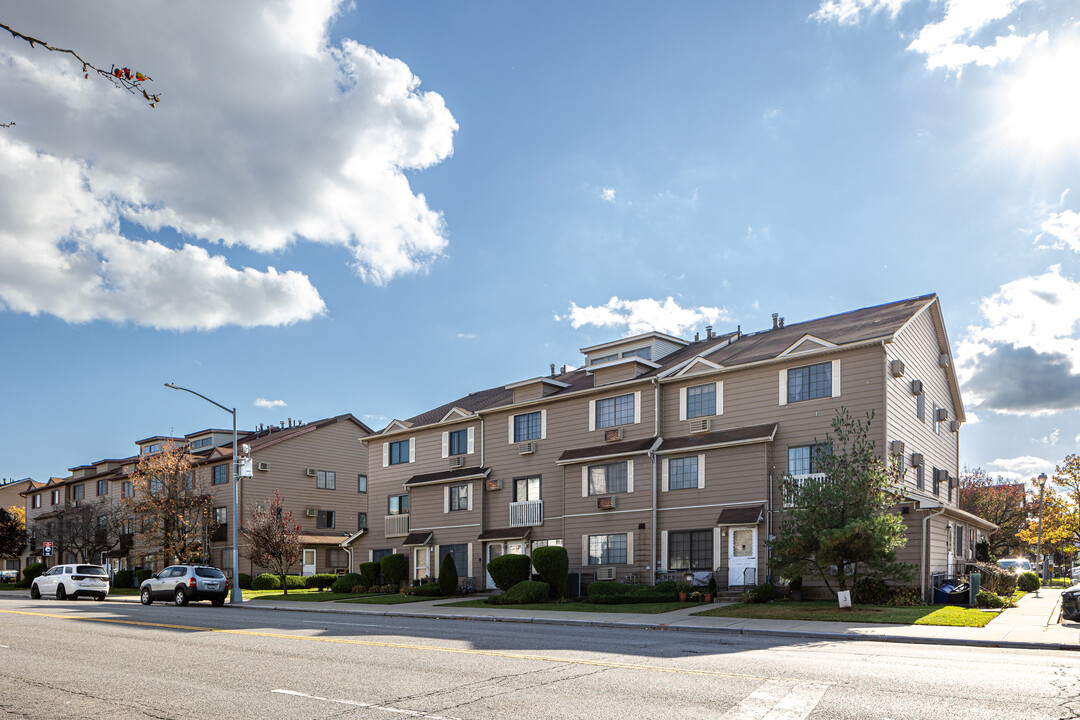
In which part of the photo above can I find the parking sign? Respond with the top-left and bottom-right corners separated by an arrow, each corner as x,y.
43,542 -> 53,557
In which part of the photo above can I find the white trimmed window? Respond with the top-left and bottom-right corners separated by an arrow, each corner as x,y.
779,360 -> 840,405
511,411 -> 545,443
669,456 -> 699,490
316,470 -> 336,490
444,427 -> 474,457
447,484 -> 471,512
588,461 -> 629,495
588,533 -> 628,565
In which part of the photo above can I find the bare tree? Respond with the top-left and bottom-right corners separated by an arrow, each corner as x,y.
56,500 -> 131,564
244,491 -> 303,595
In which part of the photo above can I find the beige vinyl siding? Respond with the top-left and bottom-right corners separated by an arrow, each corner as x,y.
884,307 -> 959,502
512,384 -> 544,404
590,363 -> 644,387
658,443 -> 767,510
410,480 -> 480,532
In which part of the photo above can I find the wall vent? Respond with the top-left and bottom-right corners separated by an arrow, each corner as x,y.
890,359 -> 906,378
257,461 -> 271,472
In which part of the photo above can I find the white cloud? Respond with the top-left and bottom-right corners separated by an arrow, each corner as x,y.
1076,433 -> 1080,447
0,1 -> 456,328
811,0 -> 910,25
1038,210 -> 1080,253
456,332 -> 476,340
254,398 -> 287,409
984,455 -> 1054,481
562,297 -> 728,337
363,413 -> 389,424
1033,429 -> 1060,445
600,188 -> 616,203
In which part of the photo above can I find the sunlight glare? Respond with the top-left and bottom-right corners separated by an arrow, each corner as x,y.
1004,43 -> 1080,152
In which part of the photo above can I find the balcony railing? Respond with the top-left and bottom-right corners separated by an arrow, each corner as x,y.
385,514 -> 410,537
784,473 -> 828,507
509,500 -> 543,528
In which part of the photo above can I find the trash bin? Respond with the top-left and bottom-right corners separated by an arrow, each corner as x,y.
969,573 -> 981,605
933,578 -> 970,605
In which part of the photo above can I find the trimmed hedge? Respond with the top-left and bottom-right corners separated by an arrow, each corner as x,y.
113,570 -> 134,589
975,589 -> 1004,608
487,553 -> 531,591
742,582 -> 776,604
135,569 -> 153,584
381,553 -> 407,588
852,576 -> 888,605
284,574 -> 307,589
412,581 -> 445,597
438,553 -> 458,596
1018,571 -> 1040,592
486,580 -> 550,605
251,573 -> 282,590
588,580 -> 676,604
24,563 -> 45,583
307,573 -> 337,590
885,586 -> 923,606
358,561 -> 381,589
532,546 -> 569,599
239,573 -> 253,590
331,572 -> 361,594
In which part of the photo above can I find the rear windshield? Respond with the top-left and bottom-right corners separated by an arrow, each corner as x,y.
195,568 -> 226,579
76,566 -> 108,576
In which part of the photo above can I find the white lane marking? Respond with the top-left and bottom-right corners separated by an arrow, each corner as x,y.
298,620 -> 412,629
721,680 -> 828,720
273,689 -> 461,719
0,644 -> 8,648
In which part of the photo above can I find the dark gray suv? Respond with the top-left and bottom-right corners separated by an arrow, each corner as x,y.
140,565 -> 228,606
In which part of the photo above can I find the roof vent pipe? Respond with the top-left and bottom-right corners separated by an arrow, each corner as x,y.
694,332 -> 699,341
705,325 -> 713,338
779,317 -> 785,328
772,313 -> 779,329
561,364 -> 567,374
550,363 -> 556,377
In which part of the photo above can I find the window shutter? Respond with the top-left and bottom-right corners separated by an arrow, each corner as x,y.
713,528 -> 722,569
779,369 -> 788,405
434,545 -> 440,567
627,460 -> 634,493
626,532 -> 634,566
368,550 -> 373,563
540,409 -> 547,440
581,467 -> 589,497
409,438 -> 415,463
508,415 -> 515,444
698,454 -> 706,489
588,400 -> 596,432
382,443 -> 389,467
467,427 -> 475,454
633,391 -> 641,424
660,530 -> 668,571
832,359 -> 841,397
467,484 -> 473,511
444,487 -> 450,514
581,535 -> 589,566
467,543 -> 473,577
715,381 -> 723,415
679,387 -> 687,421
441,432 -> 449,458
662,458 -> 669,492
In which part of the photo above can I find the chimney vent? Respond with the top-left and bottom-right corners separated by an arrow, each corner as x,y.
550,363 -> 556,377
705,325 -> 713,339
561,364 -> 567,374
772,313 -> 779,329
779,317 -> 785,328
694,332 -> 699,341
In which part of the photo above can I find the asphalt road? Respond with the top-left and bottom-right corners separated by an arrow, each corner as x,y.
0,596 -> 1077,720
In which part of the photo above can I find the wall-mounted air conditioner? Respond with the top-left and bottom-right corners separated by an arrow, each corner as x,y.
910,380 -> 923,396
949,420 -> 960,433
910,453 -> 923,468
305,508 -> 317,517
939,353 -> 950,368
890,359 -> 905,378
486,478 -> 502,491
689,418 -> 710,434
518,442 -> 536,455
596,496 -> 616,510
257,461 -> 271,472
889,441 -> 905,456
604,428 -> 622,442
449,456 -> 465,468
935,408 -> 948,422
596,567 -> 617,581
305,468 -> 317,477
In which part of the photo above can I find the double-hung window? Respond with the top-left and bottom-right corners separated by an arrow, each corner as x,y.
212,465 -> 228,485
916,465 -> 925,490
786,362 -> 832,403
787,445 -> 827,476
51,490 -> 59,505
32,494 -> 41,509
449,484 -> 469,512
686,383 -> 716,418
595,393 -> 635,429
317,510 -> 335,529
388,494 -> 409,515
515,476 -> 541,502
214,507 -> 227,525
316,470 -> 336,490
357,512 -> 367,530
449,429 -> 469,456
514,412 -> 542,442
389,439 -> 411,465
932,467 -> 941,496
357,475 -> 367,493
588,533 -> 628,565
668,456 -> 699,490
439,544 -> 468,576
589,462 -> 628,495
667,530 -> 713,572
96,479 -> 108,496
72,484 -> 84,501
121,481 -> 134,498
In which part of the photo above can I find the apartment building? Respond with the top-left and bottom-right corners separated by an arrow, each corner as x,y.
19,413 -> 371,578
1,477 -> 34,574
345,295 -> 995,598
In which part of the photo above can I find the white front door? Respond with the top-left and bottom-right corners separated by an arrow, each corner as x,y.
728,527 -> 758,587
485,542 -> 504,589
414,547 -> 430,581
302,549 -> 316,576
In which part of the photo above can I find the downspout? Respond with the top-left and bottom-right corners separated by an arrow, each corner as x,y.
651,376 -> 660,586
922,505 -> 946,602
343,544 -> 353,574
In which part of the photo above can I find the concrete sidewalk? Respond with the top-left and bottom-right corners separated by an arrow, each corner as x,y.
3,587 -> 1076,650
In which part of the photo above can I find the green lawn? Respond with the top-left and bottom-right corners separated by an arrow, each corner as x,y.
691,600 -> 998,627
110,587 -> 140,596
437,599 -> 691,614
240,588 -> 372,602
0,583 -> 20,592
339,593 -> 442,605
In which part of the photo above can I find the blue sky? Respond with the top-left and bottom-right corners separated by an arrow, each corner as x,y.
1,1 -> 1078,485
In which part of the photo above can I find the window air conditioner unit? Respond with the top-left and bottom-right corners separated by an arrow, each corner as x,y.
688,418 -> 710,434
948,476 -> 958,489
71,500 -> 79,507
889,441 -> 905,456
448,456 -> 465,468
910,380 -> 923,396
305,468 -> 317,477
257,461 -> 271,472
518,442 -> 536,455
604,428 -> 622,442
596,567 -> 617,581
486,478 -> 502,491
305,508 -> 317,517
935,408 -> 948,422
596,496 -> 616,510
949,420 -> 960,433
890,359 -> 905,378
939,353 -> 950,368
910,452 -> 923,468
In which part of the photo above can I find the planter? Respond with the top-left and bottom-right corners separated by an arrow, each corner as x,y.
703,593 -> 714,603
790,589 -> 803,602
678,591 -> 689,601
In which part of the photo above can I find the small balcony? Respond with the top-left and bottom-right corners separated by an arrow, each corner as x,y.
385,514 -> 410,537
509,500 -> 543,528
784,473 -> 828,507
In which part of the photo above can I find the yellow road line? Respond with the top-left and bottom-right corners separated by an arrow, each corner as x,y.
0,608 -> 767,681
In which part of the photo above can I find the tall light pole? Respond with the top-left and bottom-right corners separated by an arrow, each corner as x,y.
165,383 -> 242,605
1036,472 -> 1048,589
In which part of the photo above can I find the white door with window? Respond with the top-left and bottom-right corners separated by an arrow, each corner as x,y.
485,542 -> 504,590
728,527 -> 757,587
302,549 -> 316,576
414,547 -> 430,581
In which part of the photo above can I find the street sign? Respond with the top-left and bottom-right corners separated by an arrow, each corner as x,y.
42,541 -> 53,557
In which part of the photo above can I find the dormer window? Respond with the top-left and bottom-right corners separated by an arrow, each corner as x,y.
190,437 -> 212,449
590,353 -> 618,366
622,347 -> 651,361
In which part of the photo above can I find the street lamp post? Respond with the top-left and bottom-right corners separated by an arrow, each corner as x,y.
1036,472 -> 1048,589
165,383 -> 242,605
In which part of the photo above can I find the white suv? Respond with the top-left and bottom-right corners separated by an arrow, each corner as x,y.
31,564 -> 110,601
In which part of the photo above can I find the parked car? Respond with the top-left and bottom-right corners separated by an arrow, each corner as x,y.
140,565 -> 228,606
997,558 -> 1033,574
30,564 -> 110,601
1,569 -> 19,583
1071,565 -> 1080,583
1062,582 -> 1080,622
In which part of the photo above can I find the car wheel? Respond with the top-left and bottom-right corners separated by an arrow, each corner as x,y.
94,593 -> 106,602
30,584 -> 40,600
211,597 -> 225,607
140,588 -> 152,605
56,584 -> 67,601
174,588 -> 188,606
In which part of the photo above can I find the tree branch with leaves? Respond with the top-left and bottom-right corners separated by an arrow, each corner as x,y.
244,490 -> 303,595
